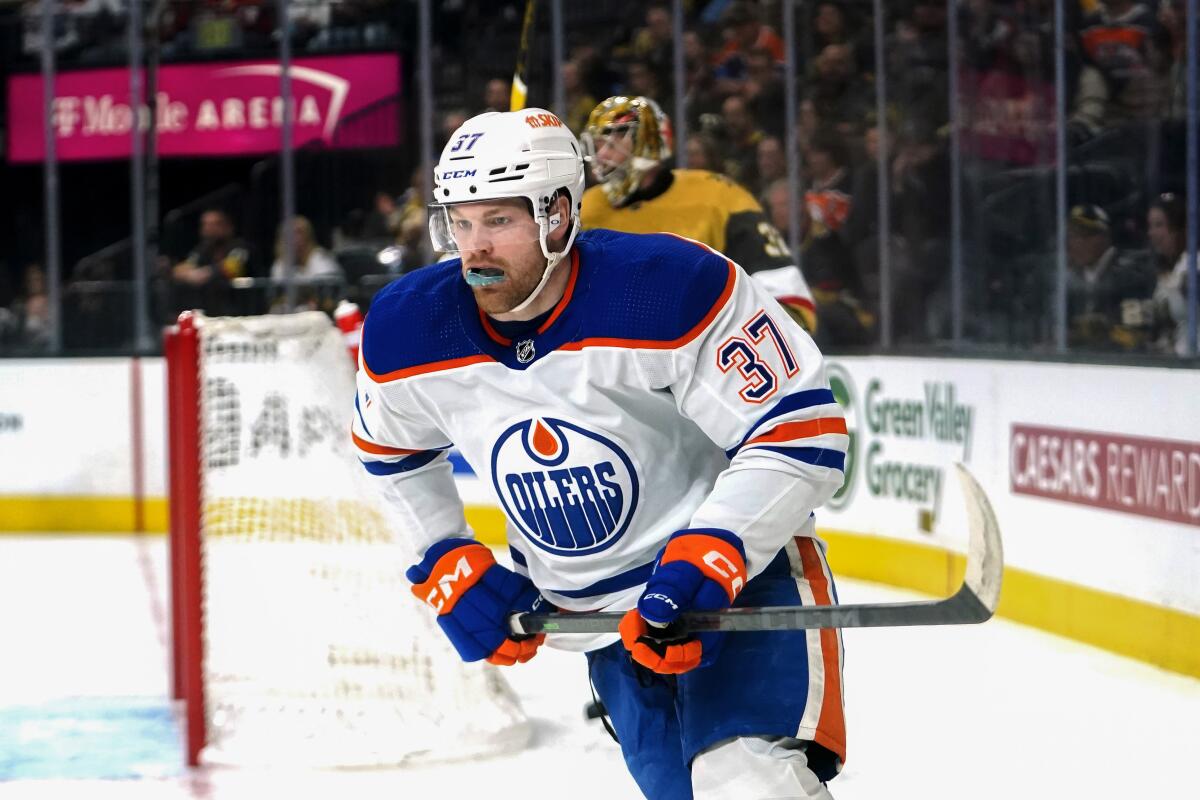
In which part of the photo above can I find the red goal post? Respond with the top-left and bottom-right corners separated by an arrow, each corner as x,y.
164,311 -> 530,768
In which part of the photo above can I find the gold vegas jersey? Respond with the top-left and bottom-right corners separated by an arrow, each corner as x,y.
582,169 -> 817,332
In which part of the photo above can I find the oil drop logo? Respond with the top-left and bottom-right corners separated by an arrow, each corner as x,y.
490,417 -> 640,556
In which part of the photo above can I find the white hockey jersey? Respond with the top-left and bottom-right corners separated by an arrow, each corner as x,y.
352,229 -> 848,650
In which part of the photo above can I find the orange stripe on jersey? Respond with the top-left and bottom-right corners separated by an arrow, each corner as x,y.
478,250 -> 580,345
365,353 -> 496,383
560,260 -> 738,352
478,307 -> 512,346
797,536 -> 847,762
746,417 -> 847,446
350,430 -> 423,456
538,249 -> 580,334
776,295 -> 817,313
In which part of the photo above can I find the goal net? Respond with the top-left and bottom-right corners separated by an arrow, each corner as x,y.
165,311 -> 530,768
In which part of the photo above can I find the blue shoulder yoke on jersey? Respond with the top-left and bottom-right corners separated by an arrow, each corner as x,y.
360,260 -> 482,380
567,230 -> 736,349
362,230 -> 738,378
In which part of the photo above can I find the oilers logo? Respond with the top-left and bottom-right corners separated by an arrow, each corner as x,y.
490,417 -> 640,556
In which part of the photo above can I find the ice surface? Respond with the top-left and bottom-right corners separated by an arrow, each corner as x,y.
1,535 -> 1196,799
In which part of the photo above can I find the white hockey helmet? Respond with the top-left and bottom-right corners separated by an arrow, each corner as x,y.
429,109 -> 585,310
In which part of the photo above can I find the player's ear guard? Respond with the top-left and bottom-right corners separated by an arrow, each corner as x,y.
408,538 -> 550,665
621,528 -> 747,674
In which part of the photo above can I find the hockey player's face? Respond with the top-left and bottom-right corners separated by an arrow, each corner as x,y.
590,125 -> 634,179
450,200 -> 548,314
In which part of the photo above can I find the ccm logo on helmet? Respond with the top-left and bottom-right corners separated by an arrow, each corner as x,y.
441,169 -> 477,179
525,113 -> 564,129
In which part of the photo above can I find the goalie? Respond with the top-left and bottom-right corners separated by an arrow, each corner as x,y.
354,108 -> 847,799
580,95 -> 818,334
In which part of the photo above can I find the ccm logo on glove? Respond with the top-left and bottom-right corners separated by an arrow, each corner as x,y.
416,545 -> 496,614
659,532 -> 747,605
407,538 -> 550,665
621,528 -> 748,674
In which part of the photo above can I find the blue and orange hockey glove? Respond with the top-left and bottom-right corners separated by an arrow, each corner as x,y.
619,528 -> 747,674
407,538 -> 549,666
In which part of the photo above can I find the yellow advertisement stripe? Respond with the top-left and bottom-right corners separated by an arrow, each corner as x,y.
0,496 -> 169,534
819,529 -> 1200,679
1,497 -> 1195,677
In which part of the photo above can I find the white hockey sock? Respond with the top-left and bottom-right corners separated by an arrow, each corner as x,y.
691,736 -> 835,800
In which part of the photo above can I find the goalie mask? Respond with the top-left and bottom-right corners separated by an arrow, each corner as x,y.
581,96 -> 674,207
430,109 -> 585,314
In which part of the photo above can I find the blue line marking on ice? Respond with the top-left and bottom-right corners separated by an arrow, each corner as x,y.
0,696 -> 182,780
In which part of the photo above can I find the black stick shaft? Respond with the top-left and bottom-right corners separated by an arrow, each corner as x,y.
511,585 -> 993,635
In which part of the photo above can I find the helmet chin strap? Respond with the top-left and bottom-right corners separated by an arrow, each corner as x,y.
506,213 -> 567,316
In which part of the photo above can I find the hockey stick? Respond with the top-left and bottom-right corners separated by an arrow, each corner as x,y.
510,463 -> 1003,636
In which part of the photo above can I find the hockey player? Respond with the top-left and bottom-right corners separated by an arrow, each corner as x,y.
353,108 -> 848,800
580,95 -> 818,334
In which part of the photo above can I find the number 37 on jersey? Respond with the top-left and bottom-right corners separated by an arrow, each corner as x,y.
716,309 -> 801,404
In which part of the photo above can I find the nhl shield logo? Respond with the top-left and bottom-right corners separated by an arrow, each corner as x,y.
515,339 -> 536,363
490,417 -> 640,556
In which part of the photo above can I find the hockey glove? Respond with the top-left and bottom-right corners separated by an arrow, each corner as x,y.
619,528 -> 747,674
407,538 -> 548,666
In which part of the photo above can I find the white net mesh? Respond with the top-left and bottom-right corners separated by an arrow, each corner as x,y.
192,312 -> 530,767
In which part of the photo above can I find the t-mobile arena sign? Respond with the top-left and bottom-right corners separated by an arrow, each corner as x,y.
7,53 -> 400,162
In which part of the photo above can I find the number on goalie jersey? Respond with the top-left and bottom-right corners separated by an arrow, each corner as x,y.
353,108 -> 849,800
580,95 -> 818,334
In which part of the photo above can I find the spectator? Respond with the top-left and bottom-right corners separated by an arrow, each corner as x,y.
628,4 -> 674,84
684,133 -> 723,171
762,179 -> 794,237
811,0 -> 864,56
808,43 -> 874,139
960,0 -> 1060,163
843,122 -> 882,255
890,120 -> 950,250
397,165 -> 436,267
360,191 -> 403,242
64,255 -> 127,349
269,216 -> 342,314
682,31 -> 723,128
1158,0 -> 1188,120
14,263 -> 50,350
741,46 -> 786,136
625,59 -> 663,105
754,135 -> 787,200
713,1 -> 785,84
870,119 -> 952,342
271,215 -> 341,283
21,0 -> 125,64
170,208 -> 253,317
1063,204 -> 1157,349
572,43 -> 624,104
481,77 -> 511,114
718,94 -> 764,186
439,108 -> 470,152
1077,0 -> 1167,124
804,131 -> 853,239
562,60 -> 598,135
763,180 -> 873,347
887,0 -> 950,135
1146,193 -> 1192,355
797,95 -> 823,156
